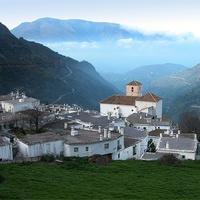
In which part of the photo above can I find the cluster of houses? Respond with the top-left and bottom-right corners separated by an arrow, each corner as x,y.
0,81 -> 198,162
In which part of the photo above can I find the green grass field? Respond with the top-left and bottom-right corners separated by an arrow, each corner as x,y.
1,158 -> 200,199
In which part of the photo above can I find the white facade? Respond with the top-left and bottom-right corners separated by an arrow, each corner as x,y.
16,130 -> 124,160
0,137 -> 13,161
100,104 -> 136,118
135,100 -> 162,118
17,139 -> 63,158
64,135 -> 124,159
1,97 -> 40,113
117,127 -> 148,160
156,134 -> 197,160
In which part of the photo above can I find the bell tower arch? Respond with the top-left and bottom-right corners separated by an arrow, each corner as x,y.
126,81 -> 142,97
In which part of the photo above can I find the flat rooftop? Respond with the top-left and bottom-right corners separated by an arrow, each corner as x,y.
19,129 -> 123,145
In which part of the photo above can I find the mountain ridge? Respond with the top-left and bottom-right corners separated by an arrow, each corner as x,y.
0,22 -> 121,110
11,17 -> 172,43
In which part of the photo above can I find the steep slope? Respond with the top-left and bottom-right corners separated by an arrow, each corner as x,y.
101,63 -> 187,93
145,64 -> 200,120
11,18 -> 171,43
0,22 -> 121,110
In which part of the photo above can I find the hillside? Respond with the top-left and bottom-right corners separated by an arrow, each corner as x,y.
145,64 -> 200,120
1,159 -> 200,199
11,18 -> 171,43
101,63 -> 187,92
0,22 -> 121,110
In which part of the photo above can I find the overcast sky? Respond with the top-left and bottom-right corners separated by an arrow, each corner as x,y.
1,0 -> 200,37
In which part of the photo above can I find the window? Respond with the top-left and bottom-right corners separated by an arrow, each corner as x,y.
182,155 -> 185,159
118,153 -> 120,158
74,147 -> 79,152
131,87 -> 134,92
85,147 -> 89,151
133,146 -> 136,155
104,143 -> 109,149
117,140 -> 122,150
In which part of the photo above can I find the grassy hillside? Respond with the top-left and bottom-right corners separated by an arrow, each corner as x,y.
1,159 -> 200,199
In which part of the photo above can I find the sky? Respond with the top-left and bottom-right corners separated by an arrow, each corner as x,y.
1,0 -> 200,37
1,0 -> 200,72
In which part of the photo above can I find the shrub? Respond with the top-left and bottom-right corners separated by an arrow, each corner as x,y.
89,154 -> 110,165
0,175 -> 5,183
158,154 -> 182,165
40,154 -> 55,162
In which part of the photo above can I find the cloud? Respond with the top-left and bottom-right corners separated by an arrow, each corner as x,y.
46,41 -> 100,50
117,38 -> 134,48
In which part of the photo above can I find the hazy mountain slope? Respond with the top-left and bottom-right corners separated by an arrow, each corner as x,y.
11,18 -> 171,43
0,22 -> 121,110
145,64 -> 200,120
101,63 -> 187,93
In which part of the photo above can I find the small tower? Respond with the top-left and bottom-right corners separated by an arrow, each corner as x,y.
126,81 -> 142,97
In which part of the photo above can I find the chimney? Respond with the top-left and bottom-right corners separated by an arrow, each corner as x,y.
108,131 -> 111,138
118,126 -> 121,133
178,130 -> 181,135
98,126 -> 101,133
176,134 -> 179,138
100,134 -> 103,141
64,122 -> 68,129
166,141 -> 169,149
120,128 -> 124,135
170,130 -> 173,136
160,133 -> 162,138
104,129 -> 107,138
71,126 -> 78,136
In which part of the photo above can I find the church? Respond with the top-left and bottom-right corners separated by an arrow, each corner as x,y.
100,81 -> 162,118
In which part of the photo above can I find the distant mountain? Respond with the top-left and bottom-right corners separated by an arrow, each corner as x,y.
145,64 -> 200,121
101,63 -> 187,93
0,22 -> 121,110
11,18 -> 172,43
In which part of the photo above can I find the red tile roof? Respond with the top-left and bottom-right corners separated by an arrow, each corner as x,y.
126,81 -> 142,86
137,92 -> 162,102
100,95 -> 137,106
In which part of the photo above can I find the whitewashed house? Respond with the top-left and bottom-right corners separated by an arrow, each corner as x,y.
1,95 -> 40,113
16,132 -> 64,159
63,127 -> 124,159
16,127 -> 124,160
126,112 -> 172,132
100,80 -> 162,118
65,110 -> 125,130
0,137 -> 13,161
116,127 -> 148,160
156,133 -> 198,160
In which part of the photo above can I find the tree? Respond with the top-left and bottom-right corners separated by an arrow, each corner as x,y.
178,110 -> 200,138
21,105 -> 44,133
147,139 -> 156,152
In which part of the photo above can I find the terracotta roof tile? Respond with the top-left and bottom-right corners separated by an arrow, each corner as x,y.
100,95 -> 137,106
136,92 -> 162,102
126,81 -> 142,86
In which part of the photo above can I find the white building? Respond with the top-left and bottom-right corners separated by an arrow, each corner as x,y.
126,113 -> 172,132
1,96 -> 40,113
16,127 -> 124,160
156,133 -> 198,160
17,132 -> 64,159
117,127 -> 148,160
100,81 -> 162,118
0,137 -> 13,161
64,127 -> 124,160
